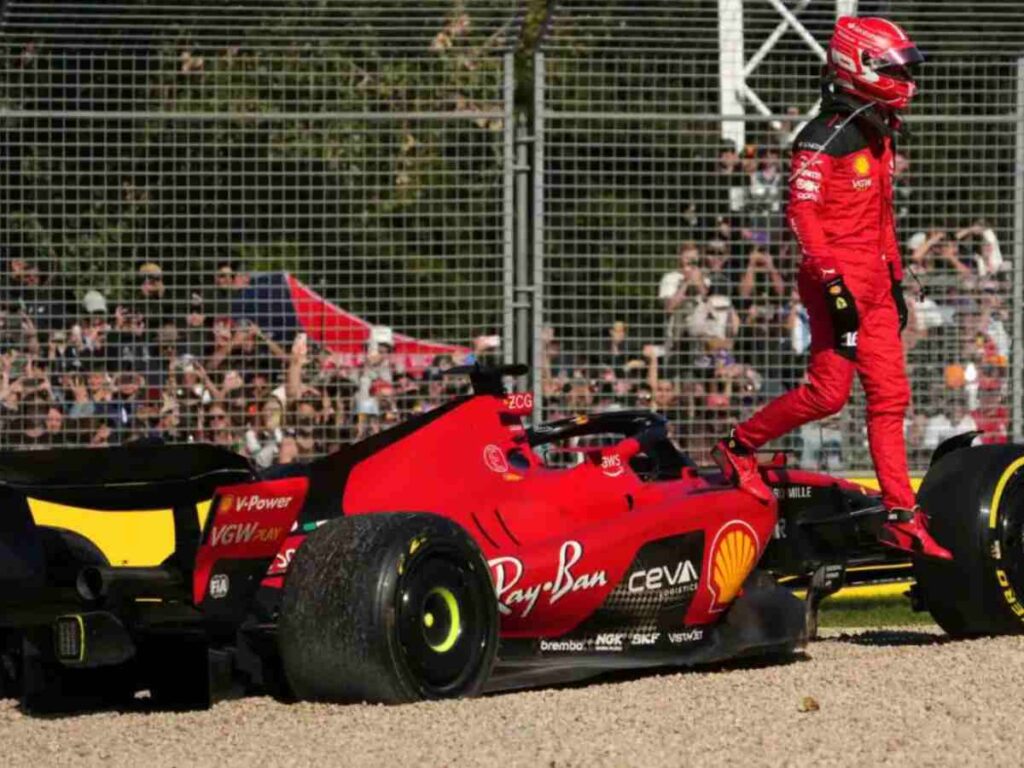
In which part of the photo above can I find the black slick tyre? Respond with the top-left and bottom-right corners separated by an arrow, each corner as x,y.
914,444 -> 1024,637
278,513 -> 498,703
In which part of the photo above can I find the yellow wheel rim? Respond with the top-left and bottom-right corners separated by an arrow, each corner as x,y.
425,586 -> 461,653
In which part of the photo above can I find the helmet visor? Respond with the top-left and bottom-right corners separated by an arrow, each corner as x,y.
868,45 -> 925,82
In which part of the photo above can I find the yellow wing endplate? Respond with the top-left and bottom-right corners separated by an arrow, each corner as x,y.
29,499 -> 212,567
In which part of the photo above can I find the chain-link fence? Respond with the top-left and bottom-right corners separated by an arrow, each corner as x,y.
2,0 -> 1024,476
535,0 -> 1024,472
1,0 -> 520,464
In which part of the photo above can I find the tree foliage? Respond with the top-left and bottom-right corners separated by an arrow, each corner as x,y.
1,0 -> 521,338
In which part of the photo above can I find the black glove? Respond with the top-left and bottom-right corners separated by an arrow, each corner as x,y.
889,263 -> 908,333
823,276 -> 859,361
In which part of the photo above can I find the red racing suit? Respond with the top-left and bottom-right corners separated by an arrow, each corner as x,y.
735,104 -> 914,510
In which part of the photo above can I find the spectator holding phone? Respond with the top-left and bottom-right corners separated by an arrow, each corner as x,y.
135,262 -> 175,335
658,242 -> 709,377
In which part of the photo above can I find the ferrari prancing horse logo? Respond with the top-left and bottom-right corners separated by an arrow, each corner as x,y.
483,444 -> 510,474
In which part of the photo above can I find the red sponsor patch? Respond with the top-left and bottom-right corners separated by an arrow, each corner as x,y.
266,534 -> 306,576
193,476 -> 309,604
600,453 -> 625,478
502,391 -> 534,416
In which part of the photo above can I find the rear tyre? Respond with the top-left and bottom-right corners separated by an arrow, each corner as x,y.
914,444 -> 1024,636
279,513 -> 498,703
1,528 -> 110,703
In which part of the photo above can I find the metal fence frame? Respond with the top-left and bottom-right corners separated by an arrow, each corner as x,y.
1014,57 -> 1024,442
2,2 -> 1024,474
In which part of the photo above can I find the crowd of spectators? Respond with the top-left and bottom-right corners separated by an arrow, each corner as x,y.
537,137 -> 1012,467
0,256 -> 494,468
0,137 -> 1012,471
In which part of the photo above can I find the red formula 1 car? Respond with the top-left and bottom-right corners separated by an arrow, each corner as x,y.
0,365 -> 1019,711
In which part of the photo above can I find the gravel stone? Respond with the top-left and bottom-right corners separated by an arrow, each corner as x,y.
5,628 -> 1022,767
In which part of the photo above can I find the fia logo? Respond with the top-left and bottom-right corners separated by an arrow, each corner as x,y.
208,574 -> 230,599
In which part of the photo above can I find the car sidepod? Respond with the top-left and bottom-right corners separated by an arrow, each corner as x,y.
483,486 -> 805,691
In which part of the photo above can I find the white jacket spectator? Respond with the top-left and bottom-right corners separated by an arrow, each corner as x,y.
923,411 -> 978,451
912,296 -> 954,331
973,227 -> 1006,278
658,242 -> 710,361
686,295 -> 738,340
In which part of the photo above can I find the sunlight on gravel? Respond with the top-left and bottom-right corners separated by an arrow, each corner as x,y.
4,628 -> 1023,768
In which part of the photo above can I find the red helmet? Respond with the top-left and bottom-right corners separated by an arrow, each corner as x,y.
827,17 -> 924,111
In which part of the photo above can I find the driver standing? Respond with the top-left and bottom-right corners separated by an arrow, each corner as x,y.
712,17 -> 951,560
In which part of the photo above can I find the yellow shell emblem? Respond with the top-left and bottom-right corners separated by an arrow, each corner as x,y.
709,521 -> 759,611
853,154 -> 871,177
218,494 -> 235,515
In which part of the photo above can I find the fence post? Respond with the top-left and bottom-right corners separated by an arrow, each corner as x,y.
717,0 -> 745,150
532,51 -> 546,411
503,52 -> 516,366
514,113 -> 533,371
1013,58 -> 1024,441
835,0 -> 859,16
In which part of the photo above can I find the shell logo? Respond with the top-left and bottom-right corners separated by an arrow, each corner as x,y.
853,154 -> 871,177
708,520 -> 760,612
218,494 -> 235,515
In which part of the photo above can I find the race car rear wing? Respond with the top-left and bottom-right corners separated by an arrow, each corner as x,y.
0,443 -> 254,510
0,444 -> 255,593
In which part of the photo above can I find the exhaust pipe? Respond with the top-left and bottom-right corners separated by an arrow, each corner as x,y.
54,612 -> 136,668
77,566 -> 184,602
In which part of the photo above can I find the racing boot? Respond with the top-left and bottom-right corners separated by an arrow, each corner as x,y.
712,431 -> 773,505
878,506 -> 953,561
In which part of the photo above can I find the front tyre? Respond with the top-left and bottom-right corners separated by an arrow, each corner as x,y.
915,444 -> 1024,636
278,513 -> 498,703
